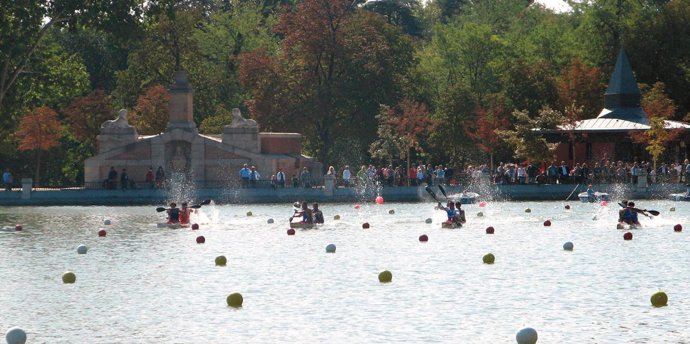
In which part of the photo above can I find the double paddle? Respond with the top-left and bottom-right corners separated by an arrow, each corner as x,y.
156,199 -> 211,212
617,202 -> 660,216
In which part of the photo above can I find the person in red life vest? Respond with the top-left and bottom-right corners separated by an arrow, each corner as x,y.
179,202 -> 195,224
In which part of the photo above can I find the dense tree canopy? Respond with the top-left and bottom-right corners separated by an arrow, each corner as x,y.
2,0 -> 690,183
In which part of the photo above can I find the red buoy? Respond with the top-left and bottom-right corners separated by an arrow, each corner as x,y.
287,228 -> 295,235
674,224 -> 682,232
485,226 -> 495,234
354,204 -> 361,209
98,229 -> 107,237
419,234 -> 429,242
564,204 -> 571,210
479,202 -> 487,207
623,232 -> 633,240
375,196 -> 384,204
196,235 -> 205,244
14,224 -> 22,231
191,223 -> 199,230
543,220 -> 552,227
362,222 -> 370,229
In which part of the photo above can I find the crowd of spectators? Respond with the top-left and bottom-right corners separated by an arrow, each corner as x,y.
493,159 -> 690,185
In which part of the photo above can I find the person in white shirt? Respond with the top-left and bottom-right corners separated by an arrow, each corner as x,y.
517,165 -> 526,184
342,165 -> 351,187
276,168 -> 286,188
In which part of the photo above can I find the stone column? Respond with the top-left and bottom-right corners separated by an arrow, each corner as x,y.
637,169 -> 648,189
21,178 -> 32,200
166,71 -> 198,133
323,174 -> 335,196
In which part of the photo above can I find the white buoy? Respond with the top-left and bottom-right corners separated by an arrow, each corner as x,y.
77,244 -> 88,254
563,241 -> 574,251
103,219 -> 111,225
516,327 -> 538,344
5,327 -> 27,344
267,218 -> 274,224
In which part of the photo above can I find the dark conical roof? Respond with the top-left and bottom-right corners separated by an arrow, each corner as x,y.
598,48 -> 646,123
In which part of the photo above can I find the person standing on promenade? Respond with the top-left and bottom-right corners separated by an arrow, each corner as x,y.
3,168 -> 13,191
120,168 -> 129,190
145,168 -> 154,188
239,164 -> 251,187
558,161 -> 570,184
155,166 -> 165,188
300,167 -> 311,188
108,167 -> 118,189
249,166 -> 260,188
276,168 -> 286,188
342,165 -> 351,187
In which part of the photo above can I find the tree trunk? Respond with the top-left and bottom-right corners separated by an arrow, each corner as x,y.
407,146 -> 411,186
34,150 -> 41,187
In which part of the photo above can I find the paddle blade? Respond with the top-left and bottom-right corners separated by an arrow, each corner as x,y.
156,207 -> 167,212
438,184 -> 448,199
200,199 -> 211,205
647,210 -> 660,216
191,204 -> 202,209
424,186 -> 438,201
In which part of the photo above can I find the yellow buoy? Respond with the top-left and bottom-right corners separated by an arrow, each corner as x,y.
378,270 -> 392,283
227,292 -> 243,308
62,271 -> 76,284
215,255 -> 227,266
483,253 -> 495,264
651,291 -> 668,307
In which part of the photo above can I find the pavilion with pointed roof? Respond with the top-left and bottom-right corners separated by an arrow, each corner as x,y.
543,49 -> 690,164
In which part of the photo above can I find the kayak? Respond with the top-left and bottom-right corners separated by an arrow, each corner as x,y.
669,193 -> 690,201
290,222 -> 317,229
578,192 -> 609,203
157,222 -> 190,229
441,222 -> 461,229
616,222 -> 640,230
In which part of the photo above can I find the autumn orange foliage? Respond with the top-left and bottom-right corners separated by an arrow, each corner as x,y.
130,85 -> 171,135
63,89 -> 114,149
16,107 -> 62,152
557,59 -> 603,120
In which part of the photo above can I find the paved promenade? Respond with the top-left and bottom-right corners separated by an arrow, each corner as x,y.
0,182 -> 684,206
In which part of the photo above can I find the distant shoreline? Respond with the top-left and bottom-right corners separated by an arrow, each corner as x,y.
0,183 -> 684,206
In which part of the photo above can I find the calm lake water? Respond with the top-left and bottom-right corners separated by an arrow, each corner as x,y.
1,200 -> 689,343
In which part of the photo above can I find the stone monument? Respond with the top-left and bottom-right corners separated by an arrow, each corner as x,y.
84,71 -> 320,188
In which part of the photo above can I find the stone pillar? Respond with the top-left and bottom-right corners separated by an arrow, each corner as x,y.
637,169 -> 648,189
21,178 -> 32,200
166,71 -> 198,133
323,174 -> 335,196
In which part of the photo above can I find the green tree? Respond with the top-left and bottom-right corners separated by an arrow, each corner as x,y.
240,0 -> 415,168
498,107 -> 565,163
631,82 -> 683,169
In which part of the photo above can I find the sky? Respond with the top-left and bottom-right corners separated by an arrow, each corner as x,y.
535,0 -> 573,13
